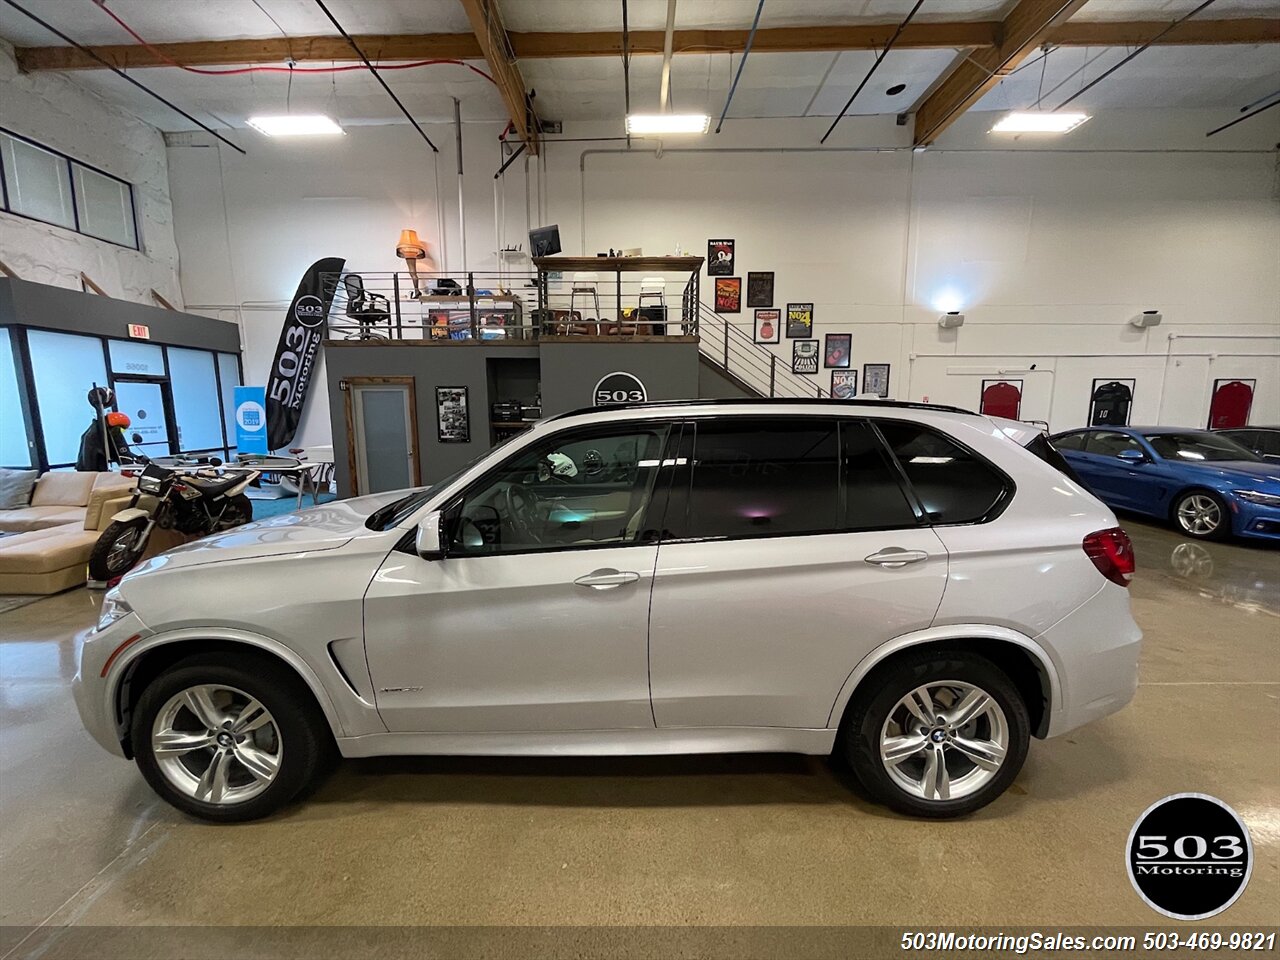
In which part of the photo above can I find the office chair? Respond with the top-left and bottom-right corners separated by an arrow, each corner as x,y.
342,273 -> 391,339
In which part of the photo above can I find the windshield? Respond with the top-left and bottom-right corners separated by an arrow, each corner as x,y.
364,439 -> 517,531
1146,432 -> 1261,464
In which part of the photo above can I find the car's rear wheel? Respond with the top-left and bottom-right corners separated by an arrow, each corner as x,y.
842,650 -> 1030,818
1172,490 -> 1229,540
131,653 -> 332,822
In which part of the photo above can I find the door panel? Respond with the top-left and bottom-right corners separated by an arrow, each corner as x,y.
649,529 -> 948,729
363,545 -> 657,732
351,383 -> 416,494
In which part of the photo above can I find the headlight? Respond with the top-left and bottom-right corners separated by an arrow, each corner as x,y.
96,589 -> 133,632
1233,489 -> 1280,507
138,475 -> 163,494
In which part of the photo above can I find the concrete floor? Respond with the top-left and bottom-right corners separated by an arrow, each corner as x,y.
0,516 -> 1276,956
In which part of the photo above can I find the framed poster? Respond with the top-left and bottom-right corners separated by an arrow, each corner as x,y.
753,308 -> 780,344
707,239 -> 735,276
824,333 -> 851,369
746,272 -> 774,308
436,386 -> 470,443
1089,378 -> 1135,426
792,340 -> 819,375
980,379 -> 1023,420
830,370 -> 858,400
863,363 -> 890,398
714,277 -> 742,314
786,302 -> 813,338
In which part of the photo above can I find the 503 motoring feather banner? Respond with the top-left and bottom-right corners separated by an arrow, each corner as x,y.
265,257 -> 345,451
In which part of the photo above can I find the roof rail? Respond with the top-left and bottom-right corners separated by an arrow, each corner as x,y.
546,397 -> 977,422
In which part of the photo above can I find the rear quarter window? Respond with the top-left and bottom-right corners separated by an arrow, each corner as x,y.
875,420 -> 1012,524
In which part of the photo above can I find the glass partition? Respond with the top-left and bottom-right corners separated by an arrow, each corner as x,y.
0,329 -> 34,467
168,347 -> 223,453
109,339 -> 165,377
27,329 -> 109,466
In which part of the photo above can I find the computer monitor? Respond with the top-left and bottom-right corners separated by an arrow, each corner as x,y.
529,224 -> 562,257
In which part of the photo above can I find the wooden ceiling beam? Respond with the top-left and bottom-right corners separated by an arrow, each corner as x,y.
912,0 -> 1091,147
457,0 -> 539,155
13,18 -> 1278,73
1046,17 -> 1280,47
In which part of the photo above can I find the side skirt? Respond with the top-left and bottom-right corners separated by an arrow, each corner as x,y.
337,726 -> 838,759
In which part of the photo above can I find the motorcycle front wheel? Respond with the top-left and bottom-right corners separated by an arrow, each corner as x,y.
88,517 -> 150,582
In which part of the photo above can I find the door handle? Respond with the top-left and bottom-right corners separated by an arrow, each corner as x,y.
864,548 -> 930,568
574,568 -> 641,590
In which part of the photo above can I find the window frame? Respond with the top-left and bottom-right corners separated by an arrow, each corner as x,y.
438,419 -> 681,559
0,126 -> 141,251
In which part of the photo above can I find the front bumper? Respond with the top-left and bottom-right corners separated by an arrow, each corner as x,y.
1230,498 -> 1280,541
72,612 -> 150,758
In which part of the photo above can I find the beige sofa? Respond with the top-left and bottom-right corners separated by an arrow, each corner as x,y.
0,472 -> 134,594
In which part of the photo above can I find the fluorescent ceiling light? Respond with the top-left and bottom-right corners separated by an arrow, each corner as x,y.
246,114 -> 345,137
626,113 -> 710,135
991,111 -> 1089,134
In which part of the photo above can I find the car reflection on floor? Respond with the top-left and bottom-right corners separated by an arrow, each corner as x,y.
1118,513 -> 1280,617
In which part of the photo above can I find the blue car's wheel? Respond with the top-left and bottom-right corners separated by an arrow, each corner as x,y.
1172,489 -> 1229,541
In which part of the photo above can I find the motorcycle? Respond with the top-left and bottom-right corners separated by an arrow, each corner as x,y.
87,458 -> 259,585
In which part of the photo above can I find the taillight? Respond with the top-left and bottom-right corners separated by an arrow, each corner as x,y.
1083,527 -> 1136,587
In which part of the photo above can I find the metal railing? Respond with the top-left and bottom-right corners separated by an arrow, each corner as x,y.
696,302 -> 828,399
321,270 -> 699,341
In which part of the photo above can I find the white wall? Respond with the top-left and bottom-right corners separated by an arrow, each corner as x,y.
0,42 -> 183,306
166,109 -> 1280,447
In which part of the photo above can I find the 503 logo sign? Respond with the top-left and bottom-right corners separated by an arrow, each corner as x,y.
1127,793 -> 1253,920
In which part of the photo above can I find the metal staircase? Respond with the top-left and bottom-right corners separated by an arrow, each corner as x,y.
696,301 -> 827,399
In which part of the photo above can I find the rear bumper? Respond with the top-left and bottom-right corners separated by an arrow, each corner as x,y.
1039,581 -> 1142,738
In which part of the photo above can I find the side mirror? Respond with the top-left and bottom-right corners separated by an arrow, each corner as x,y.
1116,449 -> 1146,463
415,510 -> 446,560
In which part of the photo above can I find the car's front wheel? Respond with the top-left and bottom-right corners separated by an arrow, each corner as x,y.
1172,489 -> 1229,540
842,650 -> 1030,818
131,652 -> 333,822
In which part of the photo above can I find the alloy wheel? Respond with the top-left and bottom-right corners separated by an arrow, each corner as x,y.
879,681 -> 1009,802
1177,495 -> 1222,536
105,529 -> 140,571
151,684 -> 282,805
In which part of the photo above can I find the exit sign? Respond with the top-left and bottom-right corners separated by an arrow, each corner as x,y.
127,323 -> 151,340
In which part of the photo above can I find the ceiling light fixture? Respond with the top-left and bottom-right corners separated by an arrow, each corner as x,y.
625,113 -> 710,135
991,111 -> 1089,134
246,114 -> 345,136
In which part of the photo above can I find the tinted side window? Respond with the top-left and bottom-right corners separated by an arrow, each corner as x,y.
1052,432 -> 1086,451
876,421 -> 1010,524
843,420 -> 918,530
1089,431 -> 1144,457
684,419 -> 839,539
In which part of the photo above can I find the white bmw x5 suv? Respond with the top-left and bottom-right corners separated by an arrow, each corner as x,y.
75,400 -> 1141,822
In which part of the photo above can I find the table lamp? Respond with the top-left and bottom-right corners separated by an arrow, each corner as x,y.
397,229 -> 427,296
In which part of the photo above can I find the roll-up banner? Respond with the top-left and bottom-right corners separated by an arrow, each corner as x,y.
265,257 -> 345,451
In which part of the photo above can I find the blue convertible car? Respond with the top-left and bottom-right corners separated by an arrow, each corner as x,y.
1050,426 -> 1280,542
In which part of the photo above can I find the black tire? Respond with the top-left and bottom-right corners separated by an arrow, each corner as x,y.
840,650 -> 1030,819
1170,489 -> 1230,541
131,652 -> 334,823
88,517 -> 150,582
221,493 -> 253,528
